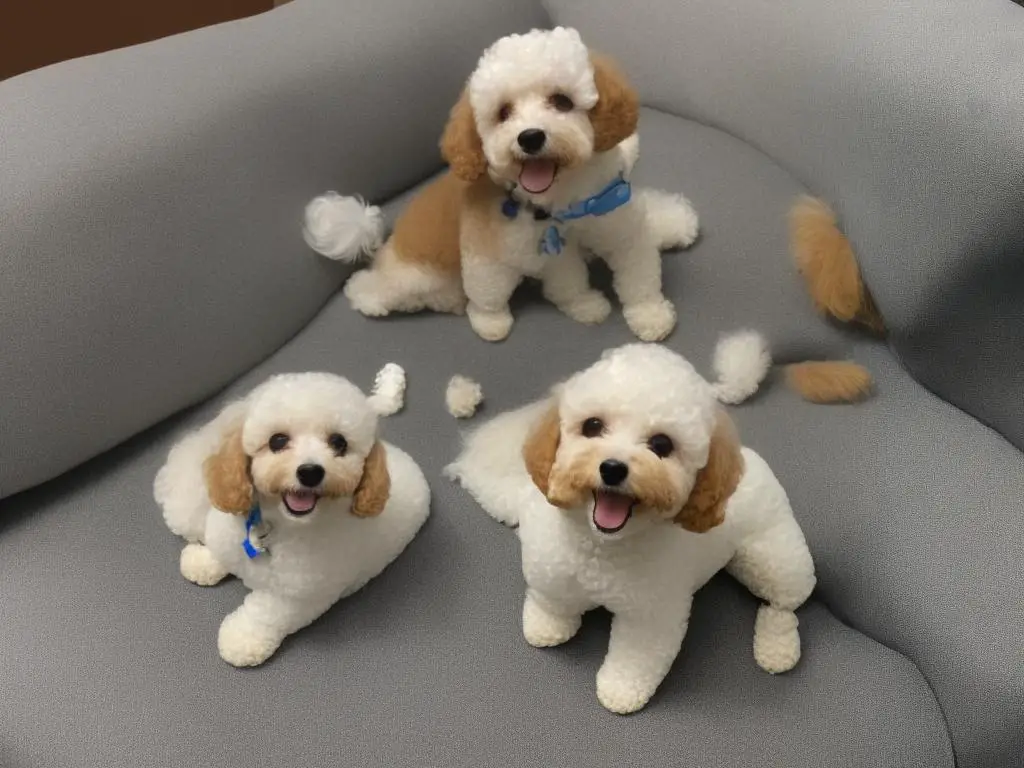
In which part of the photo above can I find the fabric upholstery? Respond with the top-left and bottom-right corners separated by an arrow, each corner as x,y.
546,0 -> 1024,449
0,0 -> 548,498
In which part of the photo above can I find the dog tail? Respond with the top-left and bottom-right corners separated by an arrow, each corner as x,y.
303,192 -> 384,262
709,330 -> 773,405
709,330 -> 874,405
368,363 -> 407,416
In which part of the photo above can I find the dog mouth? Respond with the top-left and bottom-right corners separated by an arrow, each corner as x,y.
592,489 -> 635,534
282,490 -> 319,517
518,158 -> 558,194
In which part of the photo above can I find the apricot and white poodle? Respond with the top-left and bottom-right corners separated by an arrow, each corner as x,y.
154,368 -> 429,667
304,26 -> 699,343
446,333 -> 816,714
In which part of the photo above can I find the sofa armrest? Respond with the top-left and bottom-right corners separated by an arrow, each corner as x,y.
547,0 -> 1024,448
0,0 -> 547,498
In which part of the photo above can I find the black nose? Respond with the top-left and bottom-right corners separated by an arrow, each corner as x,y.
517,128 -> 546,154
599,459 -> 629,486
296,463 -> 325,488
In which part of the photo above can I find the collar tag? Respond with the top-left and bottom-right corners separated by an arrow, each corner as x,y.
535,175 -> 631,256
242,504 -> 270,559
501,197 -> 520,219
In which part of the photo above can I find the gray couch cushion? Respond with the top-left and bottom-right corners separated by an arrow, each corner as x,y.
0,110 -> 968,768
546,0 -> 1024,449
0,0 -> 548,499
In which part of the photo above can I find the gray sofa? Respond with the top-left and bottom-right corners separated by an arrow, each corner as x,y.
2,0 -> 1022,766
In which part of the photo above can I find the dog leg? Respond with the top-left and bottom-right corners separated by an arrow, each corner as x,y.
179,543 -> 229,586
522,589 -> 586,648
727,518 -> 816,674
596,604 -> 690,714
541,242 -> 612,325
595,229 -> 677,342
217,589 -> 334,668
462,257 -> 521,342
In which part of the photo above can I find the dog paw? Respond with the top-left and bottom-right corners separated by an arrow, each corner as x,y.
522,597 -> 581,648
344,272 -> 391,317
217,610 -> 282,668
559,291 -> 612,325
753,604 -> 801,674
623,299 -> 676,341
596,665 -> 656,715
179,543 -> 229,586
467,305 -> 514,342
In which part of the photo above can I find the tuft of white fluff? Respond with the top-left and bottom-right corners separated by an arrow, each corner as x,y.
709,330 -> 772,405
368,363 -> 406,416
303,192 -> 384,262
446,375 -> 484,419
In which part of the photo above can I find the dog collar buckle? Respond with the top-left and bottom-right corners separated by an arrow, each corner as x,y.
243,504 -> 271,559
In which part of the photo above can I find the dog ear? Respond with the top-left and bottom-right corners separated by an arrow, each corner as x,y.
352,441 -> 390,517
522,403 -> 562,499
588,52 -> 640,153
204,424 -> 253,515
675,410 -> 744,533
440,88 -> 488,182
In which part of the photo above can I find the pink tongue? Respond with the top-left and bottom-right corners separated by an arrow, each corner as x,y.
519,159 -> 557,193
593,491 -> 632,531
285,491 -> 317,513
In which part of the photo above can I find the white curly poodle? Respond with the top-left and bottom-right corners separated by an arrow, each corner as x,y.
447,334 -> 815,714
154,369 -> 429,667
304,27 -> 699,343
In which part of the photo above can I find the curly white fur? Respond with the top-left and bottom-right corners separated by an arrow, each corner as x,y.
446,375 -> 484,418
368,362 -> 407,416
709,330 -> 772,404
154,370 -> 429,667
303,193 -> 384,262
447,342 -> 815,713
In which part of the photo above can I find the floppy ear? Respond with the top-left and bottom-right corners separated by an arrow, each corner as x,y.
440,88 -> 487,182
588,52 -> 640,153
204,425 -> 253,515
522,403 -> 562,500
675,410 -> 744,533
352,441 -> 390,517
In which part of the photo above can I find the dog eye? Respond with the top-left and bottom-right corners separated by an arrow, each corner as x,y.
497,103 -> 512,122
268,433 -> 289,453
549,93 -> 574,112
648,434 -> 674,458
327,433 -> 348,455
581,417 -> 605,438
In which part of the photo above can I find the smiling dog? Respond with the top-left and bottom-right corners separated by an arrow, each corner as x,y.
154,370 -> 429,667
447,335 -> 816,713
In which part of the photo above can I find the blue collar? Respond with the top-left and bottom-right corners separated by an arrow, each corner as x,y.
501,175 -> 632,256
242,503 -> 267,559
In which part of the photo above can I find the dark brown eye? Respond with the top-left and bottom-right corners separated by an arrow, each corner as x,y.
327,433 -> 348,456
648,434 -> 674,458
581,417 -> 605,438
268,433 -> 289,453
497,103 -> 512,122
549,93 -> 574,112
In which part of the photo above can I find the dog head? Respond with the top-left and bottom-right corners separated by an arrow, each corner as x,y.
440,27 -> 639,195
203,372 -> 389,522
522,344 -> 743,539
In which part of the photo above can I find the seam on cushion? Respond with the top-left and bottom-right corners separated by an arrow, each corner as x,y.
812,597 -> 957,768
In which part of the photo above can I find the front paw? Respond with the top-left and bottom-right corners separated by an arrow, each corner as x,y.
179,543 -> 229,586
467,305 -> 514,342
344,271 -> 391,317
558,290 -> 612,325
522,596 -> 581,648
753,605 -> 801,674
623,298 -> 676,341
596,663 -> 658,715
217,610 -> 283,668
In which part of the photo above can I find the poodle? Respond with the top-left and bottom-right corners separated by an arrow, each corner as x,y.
154,369 -> 429,667
446,334 -> 816,714
304,27 -> 699,343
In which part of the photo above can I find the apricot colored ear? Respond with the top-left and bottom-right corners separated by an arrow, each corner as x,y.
440,88 -> 487,182
522,404 -> 561,498
204,425 -> 253,515
352,441 -> 390,517
589,53 -> 640,153
675,410 -> 744,533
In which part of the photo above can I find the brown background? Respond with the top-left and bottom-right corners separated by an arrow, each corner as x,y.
1,0 -> 279,81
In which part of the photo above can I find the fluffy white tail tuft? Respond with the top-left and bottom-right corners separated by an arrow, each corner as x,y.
303,192 -> 384,262
709,330 -> 772,405
368,363 -> 406,416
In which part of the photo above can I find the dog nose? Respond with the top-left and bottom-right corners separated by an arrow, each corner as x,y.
517,128 -> 546,154
296,463 -> 325,488
599,459 -> 629,486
